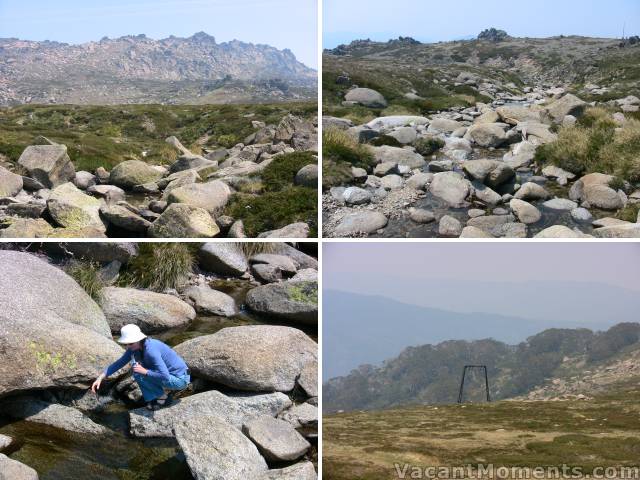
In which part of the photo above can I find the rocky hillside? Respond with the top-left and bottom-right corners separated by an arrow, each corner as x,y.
0,242 -> 318,479
323,323 -> 640,413
0,33 -> 317,105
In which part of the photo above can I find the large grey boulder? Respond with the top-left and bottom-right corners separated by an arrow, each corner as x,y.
109,160 -> 164,189
278,402 -> 318,428
545,94 -> 587,123
100,204 -> 151,233
258,222 -> 310,238
0,454 -> 38,480
0,218 -> 53,238
372,146 -> 426,169
427,118 -> 462,134
294,164 -> 318,188
100,287 -> 196,333
592,224 -> 640,238
0,250 -> 110,336
297,360 -> 318,397
47,183 -> 106,232
199,243 -> 248,276
148,203 -> 220,238
0,253 -> 122,398
496,105 -> 543,125
17,144 -> 75,189
246,282 -> 318,325
429,172 -> 471,208
510,199 -> 541,224
344,88 -> 387,108
87,184 -> 126,203
174,325 -> 317,392
182,285 -> 237,316
366,116 -> 429,130
166,181 -> 231,213
583,184 -> 624,210
273,243 -> 318,270
243,415 -> 310,461
56,242 -> 138,263
333,211 -> 387,236
514,182 -> 550,201
1,397 -> 107,434
465,123 -> 507,147
262,462 -> 317,480
175,415 -> 268,480
0,165 -> 23,197
534,225 -> 584,238
463,160 -> 514,188
129,390 -> 291,437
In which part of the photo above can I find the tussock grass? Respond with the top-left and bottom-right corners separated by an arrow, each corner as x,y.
414,136 -> 445,156
323,128 -> 374,170
261,151 -> 317,192
65,261 -> 105,302
118,243 -> 195,291
535,107 -> 640,182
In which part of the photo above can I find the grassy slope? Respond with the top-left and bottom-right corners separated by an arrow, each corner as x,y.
0,102 -> 316,171
324,378 -> 640,480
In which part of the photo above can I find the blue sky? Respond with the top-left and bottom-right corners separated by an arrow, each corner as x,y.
0,0 -> 318,68
324,0 -> 640,48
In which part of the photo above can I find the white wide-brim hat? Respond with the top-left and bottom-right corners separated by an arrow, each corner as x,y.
118,324 -> 147,344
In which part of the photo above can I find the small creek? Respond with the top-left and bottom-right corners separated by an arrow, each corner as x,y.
0,278 -> 317,479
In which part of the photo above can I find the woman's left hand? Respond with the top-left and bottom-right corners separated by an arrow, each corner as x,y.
133,364 -> 148,376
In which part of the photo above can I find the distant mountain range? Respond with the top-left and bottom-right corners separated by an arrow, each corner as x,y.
0,33 -> 317,105
323,286 -> 640,380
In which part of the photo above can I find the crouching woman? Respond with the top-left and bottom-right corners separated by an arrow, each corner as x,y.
91,324 -> 190,410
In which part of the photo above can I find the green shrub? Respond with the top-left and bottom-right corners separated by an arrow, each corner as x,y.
118,243 -> 195,291
323,128 -> 374,169
616,203 -> 640,222
261,151 -> 316,192
414,136 -> 445,156
65,261 -> 104,302
535,108 -> 640,182
216,134 -> 239,148
225,186 -> 317,237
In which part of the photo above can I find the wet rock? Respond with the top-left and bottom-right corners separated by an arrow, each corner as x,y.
514,182 -> 550,201
199,243 -> 248,277
258,222 -> 310,238
571,207 -> 592,222
534,225 -> 584,238
429,172 -> 471,208
1,397 -> 107,434
246,283 -> 318,325
0,454 -> 39,480
100,287 -> 195,333
438,215 -> 462,237
344,88 -> 387,108
130,390 -> 292,437
463,160 -> 514,188
510,199 -> 541,224
334,211 -> 388,236
541,165 -> 575,183
18,145 -> 75,188
409,208 -> 435,224
543,198 -> 578,210
429,160 -> 453,172
166,180 -> 231,213
100,204 -> 151,233
109,160 -> 164,189
467,214 -> 516,232
243,415 -> 310,461
182,285 -> 237,317
148,203 -> 219,238
47,183 -> 106,232
493,222 -> 528,238
0,165 -> 23,197
405,172 -> 433,190
460,226 -> 493,238
176,415 -> 268,480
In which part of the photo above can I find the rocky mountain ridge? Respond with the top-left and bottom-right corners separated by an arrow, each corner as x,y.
0,33 -> 317,105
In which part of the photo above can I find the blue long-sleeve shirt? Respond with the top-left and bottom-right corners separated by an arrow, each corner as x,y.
105,338 -> 188,382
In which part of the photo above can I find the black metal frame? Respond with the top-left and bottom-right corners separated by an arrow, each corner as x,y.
457,364 -> 491,403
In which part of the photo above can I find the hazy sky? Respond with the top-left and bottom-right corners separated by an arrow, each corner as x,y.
0,0 -> 318,68
324,243 -> 640,293
323,0 -> 640,48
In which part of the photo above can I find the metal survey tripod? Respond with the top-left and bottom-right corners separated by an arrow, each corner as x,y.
457,364 -> 491,403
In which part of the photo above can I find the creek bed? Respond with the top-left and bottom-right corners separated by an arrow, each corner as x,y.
0,278 -> 318,479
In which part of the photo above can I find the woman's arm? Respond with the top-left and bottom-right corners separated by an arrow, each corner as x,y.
104,349 -> 132,378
